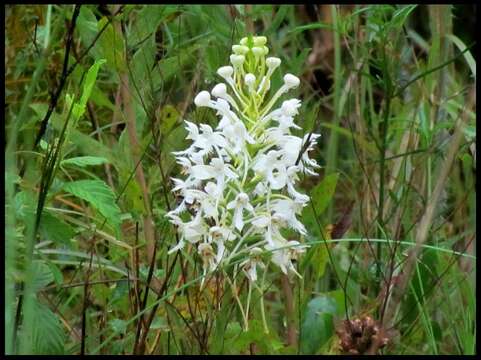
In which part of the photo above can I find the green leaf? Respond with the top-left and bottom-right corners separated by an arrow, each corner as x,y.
62,180 -> 121,232
14,193 -> 75,244
70,58 -> 106,119
90,85 -> 116,111
289,22 -> 333,34
46,261 -> 64,286
447,34 -> 476,79
230,320 -> 283,354
97,17 -> 125,71
32,260 -> 55,291
312,243 -> 329,279
79,58 -> 107,108
159,105 -> 180,137
266,5 -> 289,34
28,298 -> 65,354
300,295 -> 338,354
39,211 -> 76,244
61,156 -> 110,168
310,173 -> 339,216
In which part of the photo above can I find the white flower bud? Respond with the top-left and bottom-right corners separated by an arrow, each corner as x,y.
244,73 -> 256,87
252,47 -> 264,57
230,54 -> 245,67
232,45 -> 249,55
266,57 -> 281,70
253,36 -> 267,46
212,83 -> 227,98
263,46 -> 269,55
240,37 -> 248,46
217,66 -> 234,79
283,74 -> 300,89
194,91 -> 211,107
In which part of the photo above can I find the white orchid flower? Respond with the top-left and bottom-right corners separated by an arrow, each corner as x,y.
272,198 -> 307,235
191,157 -> 237,193
167,212 -> 207,254
227,192 -> 254,231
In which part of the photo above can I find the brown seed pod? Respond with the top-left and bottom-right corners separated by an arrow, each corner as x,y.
335,315 -> 392,355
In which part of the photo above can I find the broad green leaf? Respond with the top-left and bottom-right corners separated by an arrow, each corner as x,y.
61,156 -> 110,168
14,192 -> 76,244
300,295 -> 338,354
70,58 -> 107,120
32,260 -> 55,291
62,180 -> 121,232
79,58 -> 107,108
39,211 -> 76,244
29,298 -> 65,354
46,261 -> 64,286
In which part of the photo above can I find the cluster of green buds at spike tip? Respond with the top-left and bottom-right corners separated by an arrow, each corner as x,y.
167,35 -> 321,301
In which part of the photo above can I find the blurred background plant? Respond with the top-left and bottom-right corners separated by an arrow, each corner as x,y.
5,4 -> 476,355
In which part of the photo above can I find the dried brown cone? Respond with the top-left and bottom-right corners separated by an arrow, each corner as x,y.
335,315 -> 391,355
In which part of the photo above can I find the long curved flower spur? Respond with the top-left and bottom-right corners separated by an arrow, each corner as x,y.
167,35 -> 320,288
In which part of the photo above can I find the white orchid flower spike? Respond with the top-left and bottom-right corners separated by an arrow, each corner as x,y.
166,35 -> 320,284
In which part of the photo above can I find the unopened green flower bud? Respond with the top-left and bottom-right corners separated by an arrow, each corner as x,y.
230,54 -> 245,67
253,36 -> 267,46
232,45 -> 249,55
252,47 -> 264,57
